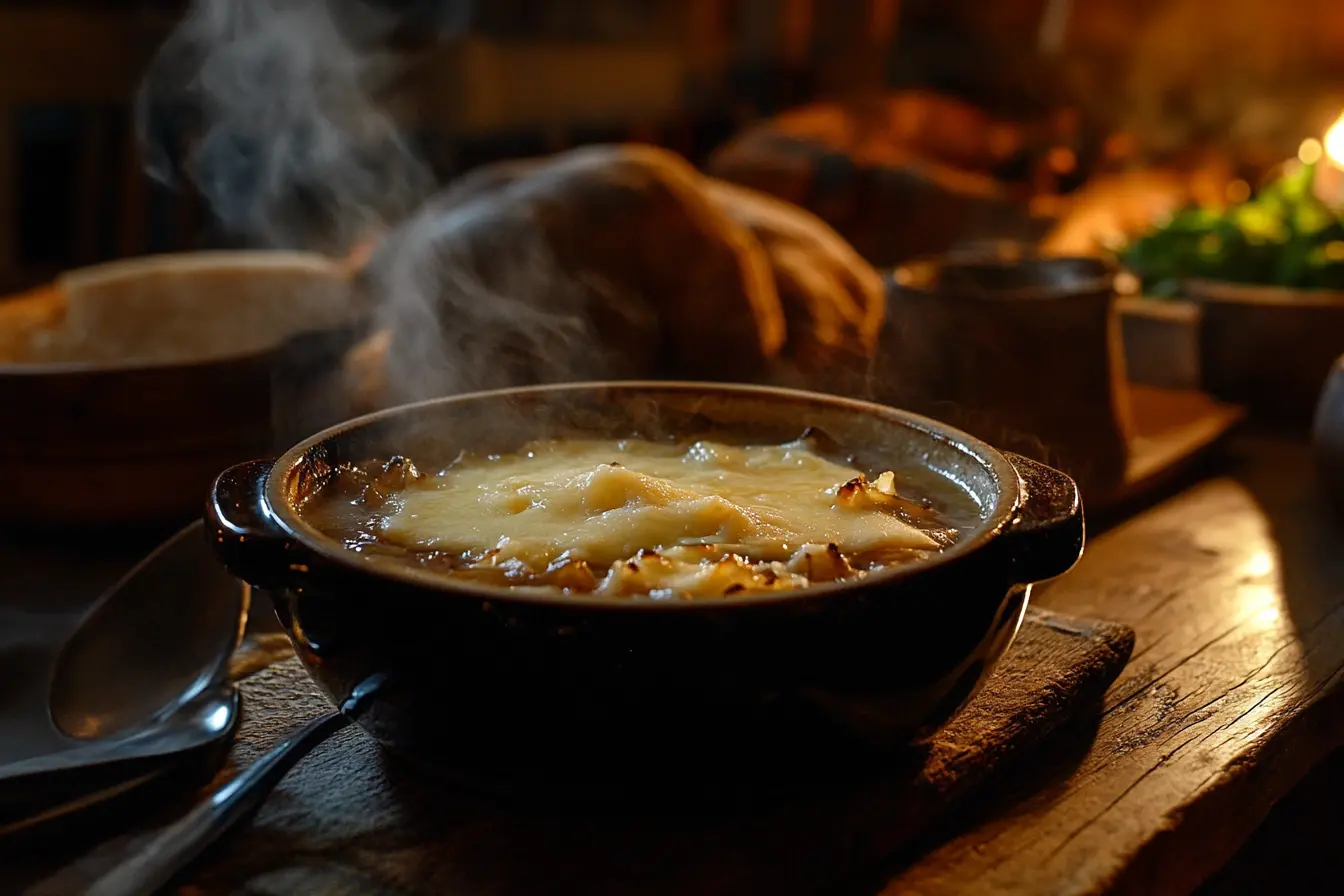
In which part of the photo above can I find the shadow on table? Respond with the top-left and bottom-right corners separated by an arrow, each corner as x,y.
841,694 -> 1106,895
366,741 -> 938,896
278,704 -> 1102,896
1194,745 -> 1344,896
0,696 -> 1105,896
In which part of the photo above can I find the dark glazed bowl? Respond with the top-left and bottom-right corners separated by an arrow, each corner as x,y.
883,254 -> 1131,500
207,382 -> 1084,801
1186,278 -> 1344,427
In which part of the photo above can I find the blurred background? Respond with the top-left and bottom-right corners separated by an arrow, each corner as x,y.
6,0 -> 1344,292
5,10 -> 1344,894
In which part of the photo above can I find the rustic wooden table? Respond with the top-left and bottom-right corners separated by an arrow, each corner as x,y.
3,431 -> 1342,895
881,431 -> 1344,896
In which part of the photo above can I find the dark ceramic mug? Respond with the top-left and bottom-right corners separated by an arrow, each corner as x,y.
881,253 -> 1132,503
207,382 -> 1084,801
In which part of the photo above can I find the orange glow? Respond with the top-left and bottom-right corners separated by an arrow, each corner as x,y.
780,0 -> 813,64
1325,113 -> 1344,168
870,0 -> 899,45
1047,146 -> 1077,175
1103,132 -> 1139,160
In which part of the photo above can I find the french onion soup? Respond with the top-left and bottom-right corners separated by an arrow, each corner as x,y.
299,430 -> 968,600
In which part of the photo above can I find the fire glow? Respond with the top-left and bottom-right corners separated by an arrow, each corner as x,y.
1325,112 -> 1344,169
1302,112 -> 1344,207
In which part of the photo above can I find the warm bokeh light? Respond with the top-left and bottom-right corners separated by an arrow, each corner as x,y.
1324,113 -> 1344,168
1300,138 -> 1324,165
1245,550 -> 1274,578
1103,131 -> 1139,161
1047,146 -> 1078,175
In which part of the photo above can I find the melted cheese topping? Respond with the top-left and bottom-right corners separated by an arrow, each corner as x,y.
379,438 -> 939,571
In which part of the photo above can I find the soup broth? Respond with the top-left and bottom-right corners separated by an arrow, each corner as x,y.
299,431 -> 974,600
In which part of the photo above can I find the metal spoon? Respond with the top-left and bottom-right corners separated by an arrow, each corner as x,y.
0,690 -> 238,842
0,522 -> 246,829
83,674 -> 385,896
0,687 -> 237,790
49,520 -> 247,742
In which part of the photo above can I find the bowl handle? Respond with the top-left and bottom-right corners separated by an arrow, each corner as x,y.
999,452 -> 1086,585
206,459 -> 297,591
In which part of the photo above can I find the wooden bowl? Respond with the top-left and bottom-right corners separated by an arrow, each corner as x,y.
1185,279 -> 1344,427
0,252 -> 357,527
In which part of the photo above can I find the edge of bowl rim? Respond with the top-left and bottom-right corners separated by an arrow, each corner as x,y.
890,256 -> 1115,303
259,380 -> 1032,611
0,250 -> 353,376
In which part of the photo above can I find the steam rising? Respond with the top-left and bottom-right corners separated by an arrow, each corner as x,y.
357,192 -> 643,407
138,0 -> 618,414
137,0 -> 433,253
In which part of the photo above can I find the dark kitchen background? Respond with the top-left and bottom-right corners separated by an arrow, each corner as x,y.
4,0 -> 1344,292
4,7 -> 1344,894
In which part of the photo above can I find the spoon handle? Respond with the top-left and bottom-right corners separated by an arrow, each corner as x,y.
84,709 -> 350,896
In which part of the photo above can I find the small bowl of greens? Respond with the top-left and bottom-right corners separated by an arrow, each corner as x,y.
1121,163 -> 1344,424
1122,162 -> 1344,296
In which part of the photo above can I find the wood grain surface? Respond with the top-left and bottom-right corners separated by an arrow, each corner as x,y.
1100,385 -> 1244,514
16,608 -> 1134,896
882,433 -> 1344,895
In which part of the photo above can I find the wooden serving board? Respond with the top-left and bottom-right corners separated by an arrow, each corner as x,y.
19,608 -> 1134,896
1093,384 -> 1246,515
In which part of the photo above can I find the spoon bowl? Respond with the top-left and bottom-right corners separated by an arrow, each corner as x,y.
0,521 -> 248,843
0,688 -> 239,834
49,521 -> 248,740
